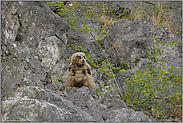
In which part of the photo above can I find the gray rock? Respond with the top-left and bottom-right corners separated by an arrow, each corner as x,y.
61,86 -> 105,122
104,108 -> 154,122
1,86 -> 96,122
101,20 -> 181,66
62,2 -> 182,72
58,86 -> 154,122
1,1 -> 68,98
65,15 -> 181,73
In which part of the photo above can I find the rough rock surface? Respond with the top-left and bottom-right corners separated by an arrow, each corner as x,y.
1,86 -> 96,122
83,19 -> 182,71
1,86 -> 154,122
60,86 -> 154,122
64,3 -> 182,73
1,1 -> 68,98
104,108 -> 152,122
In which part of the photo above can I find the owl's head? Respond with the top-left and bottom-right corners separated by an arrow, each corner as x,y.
71,52 -> 86,66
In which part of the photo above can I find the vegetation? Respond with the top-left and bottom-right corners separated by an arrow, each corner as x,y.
131,1 -> 182,37
123,63 -> 182,120
39,1 -> 182,121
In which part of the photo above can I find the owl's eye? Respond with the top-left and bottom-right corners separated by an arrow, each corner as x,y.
78,56 -> 81,59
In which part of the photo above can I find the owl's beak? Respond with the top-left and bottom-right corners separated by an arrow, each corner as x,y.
80,58 -> 85,63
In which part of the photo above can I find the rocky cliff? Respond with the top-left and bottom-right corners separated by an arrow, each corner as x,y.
1,1 -> 182,122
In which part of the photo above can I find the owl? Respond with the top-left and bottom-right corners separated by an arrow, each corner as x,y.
63,52 -> 96,89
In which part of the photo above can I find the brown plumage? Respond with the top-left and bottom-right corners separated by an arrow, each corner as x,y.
63,52 -> 96,89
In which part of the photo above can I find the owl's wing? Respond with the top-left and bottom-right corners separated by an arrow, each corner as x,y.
68,63 -> 76,76
86,63 -> 92,75
68,63 -> 72,72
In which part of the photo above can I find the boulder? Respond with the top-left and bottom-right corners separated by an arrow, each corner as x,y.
104,108 -> 153,122
57,86 -> 155,122
1,86 -> 96,122
1,1 -> 68,98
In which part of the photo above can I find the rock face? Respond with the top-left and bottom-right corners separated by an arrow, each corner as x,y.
64,3 -> 182,72
1,86 -> 96,122
99,20 -> 182,73
1,86 -> 154,122
60,86 -> 154,122
104,108 -> 151,122
1,1 -> 181,122
1,1 -> 68,97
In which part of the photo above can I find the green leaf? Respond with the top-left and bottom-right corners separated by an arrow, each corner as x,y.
84,30 -> 88,34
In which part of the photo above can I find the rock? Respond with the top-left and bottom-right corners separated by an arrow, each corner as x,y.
1,86 -> 96,122
65,12 -> 181,73
58,86 -> 154,122
63,86 -> 104,122
104,108 -> 154,122
1,1 -> 68,98
100,20 -> 181,67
